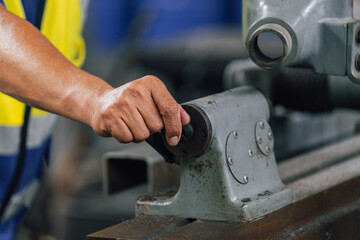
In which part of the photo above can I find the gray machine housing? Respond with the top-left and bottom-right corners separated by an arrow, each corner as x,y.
136,87 -> 292,222
243,0 -> 360,83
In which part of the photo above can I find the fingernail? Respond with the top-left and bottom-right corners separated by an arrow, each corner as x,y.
168,136 -> 179,146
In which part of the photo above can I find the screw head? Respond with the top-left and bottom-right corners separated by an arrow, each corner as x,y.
248,149 -> 253,157
227,157 -> 233,165
257,136 -> 263,144
233,132 -> 238,139
356,53 -> 360,71
356,26 -> 360,44
265,146 -> 271,153
243,175 -> 249,183
259,121 -> 265,129
268,131 -> 273,140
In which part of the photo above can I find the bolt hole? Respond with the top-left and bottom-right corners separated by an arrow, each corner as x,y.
181,149 -> 187,157
356,53 -> 360,71
256,32 -> 284,60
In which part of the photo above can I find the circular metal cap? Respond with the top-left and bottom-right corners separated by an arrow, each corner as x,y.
164,104 -> 212,158
225,130 -> 250,185
255,120 -> 274,156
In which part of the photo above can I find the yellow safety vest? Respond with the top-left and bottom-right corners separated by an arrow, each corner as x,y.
0,0 -> 85,127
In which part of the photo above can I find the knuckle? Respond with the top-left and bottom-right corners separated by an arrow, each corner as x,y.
162,103 -> 179,118
116,132 -> 133,143
124,86 -> 143,99
150,121 -> 164,133
144,75 -> 164,86
133,129 -> 151,142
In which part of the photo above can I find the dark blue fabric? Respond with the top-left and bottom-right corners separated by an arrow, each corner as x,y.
0,138 -> 50,201
21,0 -> 41,25
0,0 -> 41,25
0,208 -> 25,240
0,138 -> 51,240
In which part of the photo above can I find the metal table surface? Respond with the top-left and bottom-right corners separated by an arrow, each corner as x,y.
88,135 -> 360,240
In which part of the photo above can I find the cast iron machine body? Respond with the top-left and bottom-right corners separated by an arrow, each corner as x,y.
137,87 -> 292,222
243,0 -> 360,83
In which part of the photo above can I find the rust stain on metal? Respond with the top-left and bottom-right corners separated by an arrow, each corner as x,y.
193,162 -> 205,174
257,190 -> 273,197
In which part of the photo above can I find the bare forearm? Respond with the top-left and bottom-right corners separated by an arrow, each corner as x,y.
0,5 -> 190,145
0,4 -> 111,126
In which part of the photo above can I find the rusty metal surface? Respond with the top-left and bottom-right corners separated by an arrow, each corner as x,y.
223,175 -> 360,239
291,210 -> 360,240
88,173 -> 360,239
278,134 -> 360,184
276,204 -> 360,240
88,133 -> 360,239
152,220 -> 238,240
87,215 -> 189,240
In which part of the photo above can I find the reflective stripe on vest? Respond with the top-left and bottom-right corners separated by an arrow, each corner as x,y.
0,0 -> 85,224
0,114 -> 56,155
0,180 -> 39,222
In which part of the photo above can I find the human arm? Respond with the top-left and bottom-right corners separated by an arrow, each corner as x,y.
0,4 -> 189,145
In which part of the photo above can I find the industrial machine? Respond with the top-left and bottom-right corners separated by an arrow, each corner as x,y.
88,0 -> 360,239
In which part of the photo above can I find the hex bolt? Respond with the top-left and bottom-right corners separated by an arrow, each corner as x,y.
248,150 -> 254,157
265,146 -> 271,153
233,131 -> 238,139
243,175 -> 249,183
356,26 -> 360,44
257,136 -> 263,144
259,121 -> 265,129
268,131 -> 273,140
228,157 -> 233,165
356,53 -> 360,71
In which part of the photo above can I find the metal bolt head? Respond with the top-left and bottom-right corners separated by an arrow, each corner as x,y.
233,132 -> 238,139
257,136 -> 263,144
227,157 -> 233,165
356,26 -> 360,44
356,53 -> 360,71
243,175 -> 249,183
259,121 -> 265,129
268,131 -> 273,140
248,149 -> 253,157
265,146 -> 271,153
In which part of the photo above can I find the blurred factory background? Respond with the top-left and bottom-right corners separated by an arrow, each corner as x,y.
15,0 -> 360,239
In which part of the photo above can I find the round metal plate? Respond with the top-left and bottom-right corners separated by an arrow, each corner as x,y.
225,131 -> 250,184
164,104 -> 212,158
255,120 -> 274,156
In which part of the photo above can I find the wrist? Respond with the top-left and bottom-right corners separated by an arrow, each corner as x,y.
68,73 -> 113,127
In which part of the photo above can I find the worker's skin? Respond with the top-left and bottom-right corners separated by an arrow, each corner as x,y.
0,4 -> 190,146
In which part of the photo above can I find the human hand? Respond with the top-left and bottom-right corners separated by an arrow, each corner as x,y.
90,76 -> 190,146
